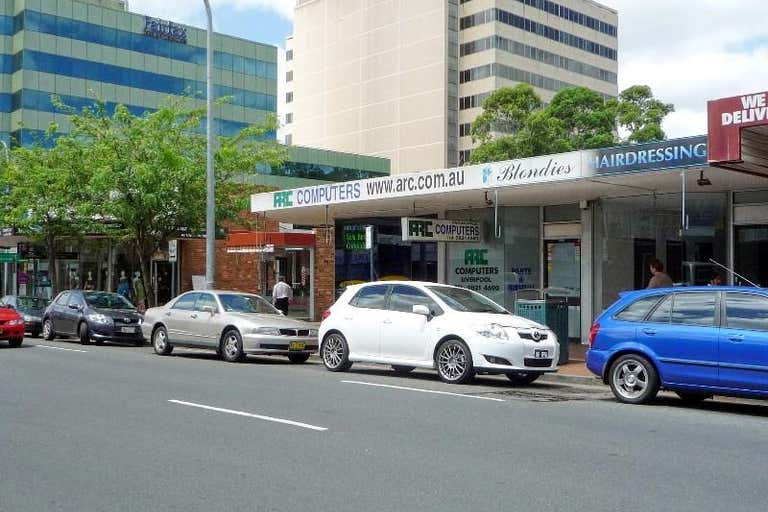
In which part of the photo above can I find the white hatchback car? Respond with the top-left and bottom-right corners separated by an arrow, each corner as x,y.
319,281 -> 559,384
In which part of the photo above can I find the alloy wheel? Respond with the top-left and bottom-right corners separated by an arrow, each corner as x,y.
224,333 -> 240,359
322,334 -> 344,369
154,329 -> 167,351
612,358 -> 649,400
437,341 -> 472,383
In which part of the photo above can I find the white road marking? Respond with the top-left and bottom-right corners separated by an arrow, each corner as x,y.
167,400 -> 328,431
341,380 -> 506,402
30,344 -> 88,353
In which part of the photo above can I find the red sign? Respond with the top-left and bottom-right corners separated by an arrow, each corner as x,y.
708,91 -> 768,164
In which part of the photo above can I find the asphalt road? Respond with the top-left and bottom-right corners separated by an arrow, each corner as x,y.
2,337 -> 767,512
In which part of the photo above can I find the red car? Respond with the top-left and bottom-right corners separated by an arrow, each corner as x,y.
0,305 -> 25,347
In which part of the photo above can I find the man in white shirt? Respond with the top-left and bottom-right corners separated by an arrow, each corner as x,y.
272,275 -> 293,316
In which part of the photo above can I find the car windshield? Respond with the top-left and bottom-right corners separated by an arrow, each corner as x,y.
427,286 -> 508,314
17,297 -> 50,310
219,294 -> 280,315
83,292 -> 135,310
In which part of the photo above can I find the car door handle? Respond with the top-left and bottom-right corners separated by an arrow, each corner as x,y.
165,311 -> 171,317
642,328 -> 657,336
343,316 -> 353,321
729,335 -> 744,343
190,313 -> 198,319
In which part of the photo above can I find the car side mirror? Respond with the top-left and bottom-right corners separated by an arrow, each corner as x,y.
412,305 -> 431,318
201,305 -> 216,315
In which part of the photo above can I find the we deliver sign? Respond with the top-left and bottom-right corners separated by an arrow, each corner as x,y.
708,91 -> 768,163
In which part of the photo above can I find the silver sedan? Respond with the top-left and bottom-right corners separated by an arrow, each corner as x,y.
141,290 -> 318,363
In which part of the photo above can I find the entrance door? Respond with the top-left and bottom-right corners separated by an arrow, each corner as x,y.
734,225 -> 768,287
544,239 -> 581,341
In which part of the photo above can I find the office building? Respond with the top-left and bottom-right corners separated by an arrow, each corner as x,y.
284,0 -> 618,172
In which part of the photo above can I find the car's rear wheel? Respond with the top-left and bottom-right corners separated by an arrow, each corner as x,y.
43,319 -> 55,341
9,338 -> 22,348
321,333 -> 352,372
221,329 -> 245,363
78,322 -> 91,345
609,354 -> 659,404
675,391 -> 711,404
391,365 -> 415,375
152,326 -> 173,355
288,352 -> 310,364
506,371 -> 541,385
436,339 -> 475,384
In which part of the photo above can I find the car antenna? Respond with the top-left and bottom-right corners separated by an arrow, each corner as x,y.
708,258 -> 760,287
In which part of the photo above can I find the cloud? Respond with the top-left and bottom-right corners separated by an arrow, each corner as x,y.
128,0 -> 294,27
600,0 -> 768,138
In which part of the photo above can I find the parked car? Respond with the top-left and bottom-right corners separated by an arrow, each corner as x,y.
1,295 -> 50,337
42,290 -> 144,346
587,286 -> 768,404
141,290 -> 318,363
0,303 -> 25,347
319,281 -> 559,384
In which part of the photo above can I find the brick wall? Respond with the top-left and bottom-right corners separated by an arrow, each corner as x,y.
179,239 -> 261,295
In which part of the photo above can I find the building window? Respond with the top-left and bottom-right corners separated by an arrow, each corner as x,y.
286,92 -> 293,103
459,93 -> 490,110
285,134 -> 292,145
285,113 -> 293,124
286,70 -> 293,82
459,8 -> 617,61
459,149 -> 472,165
459,123 -> 471,137
286,49 -> 293,61
460,63 -> 579,93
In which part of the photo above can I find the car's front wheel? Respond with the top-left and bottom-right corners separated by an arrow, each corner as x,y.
506,371 -> 540,385
78,322 -> 91,345
152,326 -> 173,355
42,319 -> 55,341
288,352 -> 310,364
221,329 -> 245,363
321,333 -> 352,372
609,354 -> 659,404
436,339 -> 475,384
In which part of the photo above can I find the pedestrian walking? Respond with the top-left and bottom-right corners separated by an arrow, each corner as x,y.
273,275 -> 292,316
647,259 -> 674,289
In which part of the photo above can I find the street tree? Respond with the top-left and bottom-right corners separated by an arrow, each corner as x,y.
470,84 -> 543,144
616,85 -> 675,143
0,131 -> 93,293
66,97 -> 284,307
546,86 -> 617,150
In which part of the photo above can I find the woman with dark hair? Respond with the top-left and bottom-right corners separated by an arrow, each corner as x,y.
647,259 -> 673,289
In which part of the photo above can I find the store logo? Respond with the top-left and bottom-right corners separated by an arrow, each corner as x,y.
495,158 -> 573,183
144,16 -> 188,44
482,166 -> 493,184
273,191 -> 294,208
464,249 -> 488,265
408,220 -> 433,239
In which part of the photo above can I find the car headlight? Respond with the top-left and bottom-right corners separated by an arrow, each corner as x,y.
308,329 -> 318,337
8,319 -> 24,326
252,326 -> 281,335
476,323 -> 508,340
88,313 -> 113,325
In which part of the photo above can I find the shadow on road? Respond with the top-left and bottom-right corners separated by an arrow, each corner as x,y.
648,394 -> 768,418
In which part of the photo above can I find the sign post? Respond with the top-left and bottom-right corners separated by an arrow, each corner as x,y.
168,240 -> 178,298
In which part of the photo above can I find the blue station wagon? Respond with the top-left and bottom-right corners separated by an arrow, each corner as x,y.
587,287 -> 768,404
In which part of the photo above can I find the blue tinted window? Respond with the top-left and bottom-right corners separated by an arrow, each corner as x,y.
21,10 -> 275,79
0,15 -> 14,35
615,295 -> 665,322
671,293 -> 717,327
19,50 -> 276,112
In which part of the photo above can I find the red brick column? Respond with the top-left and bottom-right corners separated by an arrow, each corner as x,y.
313,226 -> 335,321
179,239 -> 261,295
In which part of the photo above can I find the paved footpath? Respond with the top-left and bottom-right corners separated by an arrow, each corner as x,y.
2,338 -> 767,512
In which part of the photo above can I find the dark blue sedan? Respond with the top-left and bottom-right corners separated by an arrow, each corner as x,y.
587,286 -> 768,404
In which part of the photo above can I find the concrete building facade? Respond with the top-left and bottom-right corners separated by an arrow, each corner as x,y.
284,0 -> 618,173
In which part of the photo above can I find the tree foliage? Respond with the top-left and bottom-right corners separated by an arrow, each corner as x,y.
469,84 -> 673,164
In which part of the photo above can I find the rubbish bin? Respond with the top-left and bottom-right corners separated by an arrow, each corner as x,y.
515,299 -> 569,364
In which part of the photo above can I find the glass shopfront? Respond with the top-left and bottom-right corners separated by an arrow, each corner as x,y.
595,192 -> 727,310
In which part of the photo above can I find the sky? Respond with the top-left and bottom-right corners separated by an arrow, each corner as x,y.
129,0 -> 768,140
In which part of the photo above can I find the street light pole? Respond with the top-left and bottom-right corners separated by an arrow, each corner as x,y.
203,0 -> 215,290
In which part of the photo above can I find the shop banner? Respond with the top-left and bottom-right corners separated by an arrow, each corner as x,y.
251,151 -> 584,212
401,218 -> 482,242
448,245 -> 504,306
708,90 -> 768,163
585,136 -> 708,175
342,225 -> 373,250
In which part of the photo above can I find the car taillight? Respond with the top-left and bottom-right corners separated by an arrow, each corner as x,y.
589,323 -> 600,348
321,309 -> 331,320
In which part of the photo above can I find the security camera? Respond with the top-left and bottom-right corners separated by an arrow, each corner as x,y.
484,191 -> 494,206
697,170 -> 711,187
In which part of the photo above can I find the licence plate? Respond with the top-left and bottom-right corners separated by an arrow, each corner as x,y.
289,341 -> 306,351
534,349 -> 549,358
121,327 -> 135,333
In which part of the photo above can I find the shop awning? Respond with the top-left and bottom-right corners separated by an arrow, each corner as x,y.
225,231 -> 316,253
